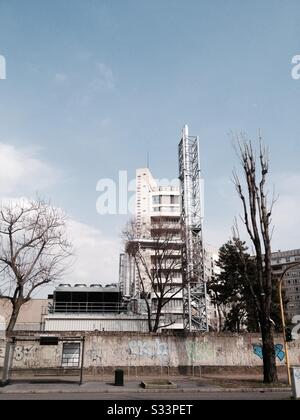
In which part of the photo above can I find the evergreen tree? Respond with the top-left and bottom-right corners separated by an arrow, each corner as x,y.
208,239 -> 284,333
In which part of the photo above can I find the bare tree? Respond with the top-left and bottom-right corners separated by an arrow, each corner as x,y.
123,218 -> 183,332
208,286 -> 227,332
0,198 -> 73,333
232,133 -> 278,383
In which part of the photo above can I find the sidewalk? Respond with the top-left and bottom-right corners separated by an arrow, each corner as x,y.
0,375 -> 291,395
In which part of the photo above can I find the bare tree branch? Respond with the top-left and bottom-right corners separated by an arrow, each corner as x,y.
123,217 -> 183,332
0,197 -> 73,332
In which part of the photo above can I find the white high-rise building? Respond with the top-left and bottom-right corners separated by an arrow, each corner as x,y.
118,124 -> 218,332
136,168 -> 180,227
119,166 -> 218,330
120,168 -> 183,328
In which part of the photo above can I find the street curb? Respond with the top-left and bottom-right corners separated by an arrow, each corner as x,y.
0,386 -> 291,395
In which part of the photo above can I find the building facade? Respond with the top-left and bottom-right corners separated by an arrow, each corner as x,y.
120,168 -> 184,329
271,248 -> 300,322
0,298 -> 48,331
204,245 -> 223,331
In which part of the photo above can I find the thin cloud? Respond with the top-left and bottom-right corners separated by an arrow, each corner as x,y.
64,219 -> 120,286
64,62 -> 116,107
54,73 -> 68,83
94,62 -> 115,90
0,143 -> 61,195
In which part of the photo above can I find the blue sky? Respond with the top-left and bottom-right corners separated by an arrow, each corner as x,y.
0,0 -> 300,291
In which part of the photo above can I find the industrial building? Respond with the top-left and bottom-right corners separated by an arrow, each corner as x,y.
43,283 -> 181,332
43,284 -> 150,332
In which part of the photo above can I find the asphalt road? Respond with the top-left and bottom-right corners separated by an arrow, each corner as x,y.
0,391 -> 291,400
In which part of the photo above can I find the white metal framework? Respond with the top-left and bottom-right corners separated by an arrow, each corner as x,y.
178,125 -> 208,332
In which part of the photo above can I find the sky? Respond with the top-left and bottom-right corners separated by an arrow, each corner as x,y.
0,0 -> 300,295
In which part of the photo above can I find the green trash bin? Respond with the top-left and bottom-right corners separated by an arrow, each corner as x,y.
115,369 -> 124,386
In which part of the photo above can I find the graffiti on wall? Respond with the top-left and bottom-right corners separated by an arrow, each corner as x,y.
128,339 -> 169,362
12,344 -> 40,368
186,341 -> 215,363
13,345 -> 38,362
86,349 -> 102,365
252,344 -> 285,362
12,343 -> 62,368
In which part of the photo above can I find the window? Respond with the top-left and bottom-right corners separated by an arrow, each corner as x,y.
152,195 -> 161,205
170,195 -> 179,205
160,206 -> 178,212
162,299 -> 182,310
61,343 -> 80,367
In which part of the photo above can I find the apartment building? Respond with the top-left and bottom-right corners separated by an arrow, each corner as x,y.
204,245 -> 222,331
120,167 -> 219,330
120,168 -> 184,328
271,249 -> 300,321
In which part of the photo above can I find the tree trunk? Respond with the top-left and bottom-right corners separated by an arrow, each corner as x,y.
1,301 -> 21,386
152,303 -> 162,332
217,305 -> 223,332
147,314 -> 153,332
1,339 -> 14,386
261,318 -> 278,383
6,302 -> 21,333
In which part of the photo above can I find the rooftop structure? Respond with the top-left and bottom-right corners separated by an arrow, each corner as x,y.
50,284 -> 126,314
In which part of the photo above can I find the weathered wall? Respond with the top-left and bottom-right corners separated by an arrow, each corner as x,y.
0,332 -> 299,371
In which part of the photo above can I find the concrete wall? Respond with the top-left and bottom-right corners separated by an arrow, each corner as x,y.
1,332 -> 300,372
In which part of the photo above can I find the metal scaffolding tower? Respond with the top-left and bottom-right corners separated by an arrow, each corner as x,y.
178,125 -> 208,332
